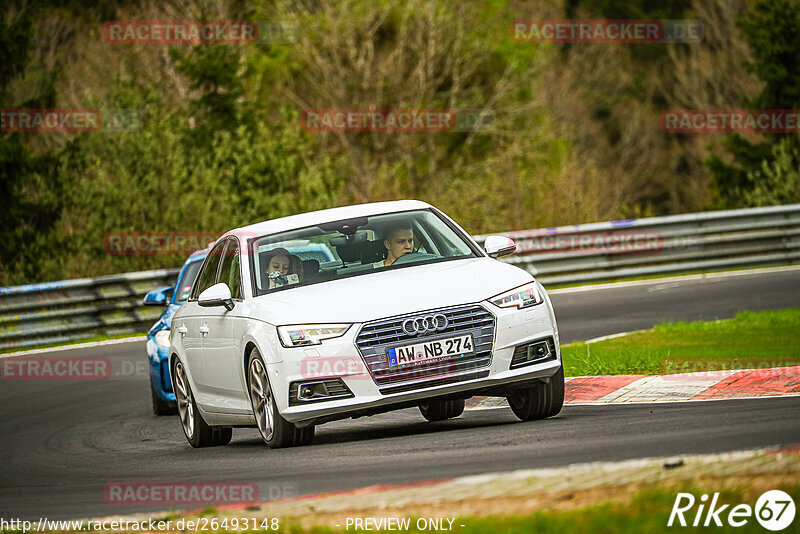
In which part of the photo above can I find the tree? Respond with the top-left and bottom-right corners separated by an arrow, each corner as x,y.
0,4 -> 63,285
706,0 -> 800,207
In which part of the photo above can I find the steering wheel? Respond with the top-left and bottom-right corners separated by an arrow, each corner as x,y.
391,251 -> 438,266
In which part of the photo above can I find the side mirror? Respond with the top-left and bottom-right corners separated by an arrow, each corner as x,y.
143,286 -> 173,306
484,235 -> 516,258
198,283 -> 235,311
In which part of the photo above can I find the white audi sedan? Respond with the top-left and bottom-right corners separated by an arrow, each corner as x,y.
169,200 -> 563,448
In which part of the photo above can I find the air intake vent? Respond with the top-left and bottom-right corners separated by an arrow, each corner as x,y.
510,337 -> 556,369
289,378 -> 354,406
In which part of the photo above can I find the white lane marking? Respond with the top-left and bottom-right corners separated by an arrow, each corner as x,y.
466,393 -> 800,410
548,265 -> 800,294
0,336 -> 146,359
584,330 -> 646,344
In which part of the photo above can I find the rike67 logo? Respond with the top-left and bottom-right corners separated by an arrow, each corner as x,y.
669,490 -> 796,531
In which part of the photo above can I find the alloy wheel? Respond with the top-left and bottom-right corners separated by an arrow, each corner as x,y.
248,358 -> 274,441
173,362 -> 194,438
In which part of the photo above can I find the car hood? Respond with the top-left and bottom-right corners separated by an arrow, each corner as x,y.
247,258 -> 533,324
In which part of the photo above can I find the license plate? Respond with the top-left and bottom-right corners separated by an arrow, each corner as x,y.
387,334 -> 474,366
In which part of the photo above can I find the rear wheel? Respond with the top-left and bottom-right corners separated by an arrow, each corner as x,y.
247,349 -> 314,448
419,398 -> 465,422
172,359 -> 232,447
507,366 -> 565,421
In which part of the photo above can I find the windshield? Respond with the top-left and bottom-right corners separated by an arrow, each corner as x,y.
172,258 -> 204,303
249,209 -> 477,295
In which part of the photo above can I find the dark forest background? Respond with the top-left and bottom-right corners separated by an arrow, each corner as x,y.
1,0 -> 798,285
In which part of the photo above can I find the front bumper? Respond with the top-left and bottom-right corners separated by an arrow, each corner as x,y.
147,338 -> 176,402
268,299 -> 560,425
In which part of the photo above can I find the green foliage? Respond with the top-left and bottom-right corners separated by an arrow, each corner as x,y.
742,139 -> 800,206
565,0 -> 693,61
707,0 -> 800,207
50,93 -> 340,279
0,0 -> 797,284
171,46 -> 246,142
0,4 -> 64,285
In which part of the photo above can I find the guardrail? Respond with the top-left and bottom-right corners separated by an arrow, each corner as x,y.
475,204 -> 800,285
2,204 -> 798,350
0,269 -> 180,350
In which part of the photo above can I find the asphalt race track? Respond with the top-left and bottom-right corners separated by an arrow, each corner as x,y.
1,268 -> 799,520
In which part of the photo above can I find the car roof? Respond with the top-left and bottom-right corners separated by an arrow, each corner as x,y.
222,200 -> 432,241
186,244 -> 212,262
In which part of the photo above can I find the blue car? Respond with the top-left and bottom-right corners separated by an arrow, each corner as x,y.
143,247 -> 209,415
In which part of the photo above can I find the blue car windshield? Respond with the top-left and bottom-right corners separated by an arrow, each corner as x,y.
173,259 -> 204,303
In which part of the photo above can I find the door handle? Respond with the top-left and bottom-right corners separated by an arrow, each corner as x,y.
177,326 -> 188,336
199,324 -> 209,337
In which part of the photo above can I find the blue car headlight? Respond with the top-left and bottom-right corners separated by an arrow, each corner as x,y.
155,330 -> 171,348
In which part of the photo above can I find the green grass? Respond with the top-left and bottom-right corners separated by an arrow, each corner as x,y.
562,308 -> 800,377
278,484 -> 800,534
445,488 -> 800,534
0,331 -> 146,355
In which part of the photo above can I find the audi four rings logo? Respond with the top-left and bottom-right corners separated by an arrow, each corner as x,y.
402,314 -> 449,335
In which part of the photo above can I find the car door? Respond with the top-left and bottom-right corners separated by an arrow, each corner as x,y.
201,237 -> 249,412
176,239 -> 225,404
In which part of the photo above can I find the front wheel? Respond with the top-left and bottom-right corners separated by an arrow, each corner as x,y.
172,359 -> 232,447
247,349 -> 314,448
419,398 -> 465,422
507,366 -> 565,421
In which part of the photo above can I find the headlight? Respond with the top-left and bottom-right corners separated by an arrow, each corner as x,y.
489,282 -> 544,309
155,330 -> 171,348
277,324 -> 351,347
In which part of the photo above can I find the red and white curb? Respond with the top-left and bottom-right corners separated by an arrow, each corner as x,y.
467,366 -> 800,409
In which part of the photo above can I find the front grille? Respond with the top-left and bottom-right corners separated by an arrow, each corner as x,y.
355,304 -> 495,387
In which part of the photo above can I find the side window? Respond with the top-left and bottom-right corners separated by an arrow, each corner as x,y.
217,238 -> 242,299
190,240 -> 225,300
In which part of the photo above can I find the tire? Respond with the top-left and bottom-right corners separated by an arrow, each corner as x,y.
419,398 -> 465,422
172,359 -> 232,448
247,349 -> 315,448
507,365 -> 565,421
150,375 -> 177,416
